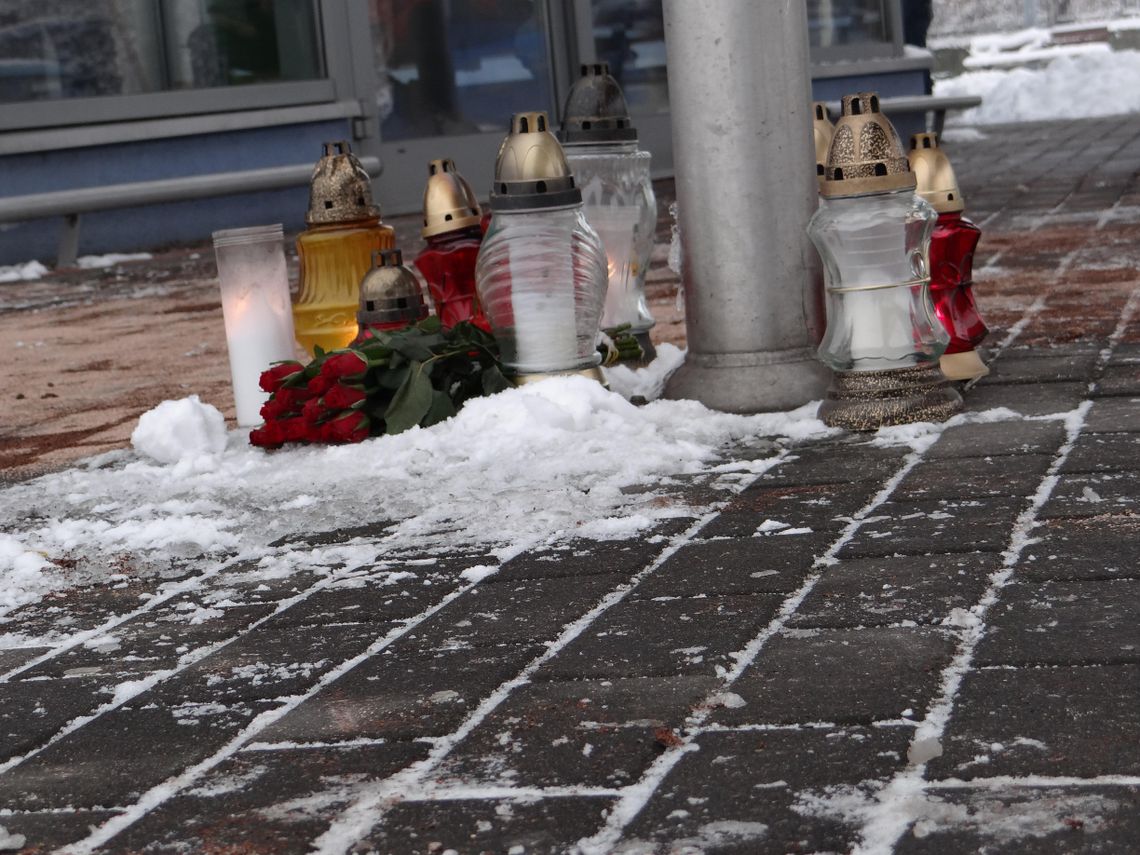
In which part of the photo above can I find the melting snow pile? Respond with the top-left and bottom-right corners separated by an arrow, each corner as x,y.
937,46 -> 1140,124
0,375 -> 835,618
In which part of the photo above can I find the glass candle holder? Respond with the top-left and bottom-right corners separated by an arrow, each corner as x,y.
212,224 -> 297,427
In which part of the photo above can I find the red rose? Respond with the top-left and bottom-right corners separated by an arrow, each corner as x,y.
320,351 -> 368,380
278,416 -> 310,443
322,383 -> 367,410
323,410 -> 370,443
301,397 -> 325,425
307,373 -> 336,396
274,386 -> 312,412
259,361 -> 304,393
249,422 -> 286,448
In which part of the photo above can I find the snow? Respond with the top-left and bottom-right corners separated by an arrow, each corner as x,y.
130,396 -> 228,467
603,343 -> 685,402
75,252 -> 154,269
0,261 -> 49,283
938,49 -> 1140,124
0,374 -> 834,620
0,825 -> 26,852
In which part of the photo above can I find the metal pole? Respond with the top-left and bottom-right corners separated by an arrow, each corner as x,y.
662,0 -> 829,413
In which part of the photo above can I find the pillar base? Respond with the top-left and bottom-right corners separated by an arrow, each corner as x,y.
664,347 -> 830,414
820,364 -> 963,431
940,348 -> 990,382
512,366 -> 608,389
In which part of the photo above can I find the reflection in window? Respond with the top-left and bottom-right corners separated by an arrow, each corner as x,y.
0,0 -> 322,104
807,0 -> 891,48
591,0 -> 667,115
368,0 -> 552,142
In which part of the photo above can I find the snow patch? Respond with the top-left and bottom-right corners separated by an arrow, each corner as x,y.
0,260 -> 49,283
603,343 -> 685,403
76,252 -> 154,269
131,396 -> 228,467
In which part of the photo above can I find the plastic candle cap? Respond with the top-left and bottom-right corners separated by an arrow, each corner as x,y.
358,249 -> 427,326
306,140 -> 382,226
490,112 -> 581,211
559,63 -> 638,145
820,93 -> 916,198
422,158 -> 483,238
908,133 -> 966,214
812,101 -> 835,180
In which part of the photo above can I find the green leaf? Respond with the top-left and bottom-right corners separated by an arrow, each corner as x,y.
481,364 -> 512,396
422,389 -> 457,427
313,345 -> 326,359
390,336 -> 436,363
377,363 -> 410,390
384,360 -> 433,434
418,315 -> 442,334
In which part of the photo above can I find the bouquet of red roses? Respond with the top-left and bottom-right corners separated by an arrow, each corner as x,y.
250,317 -> 508,448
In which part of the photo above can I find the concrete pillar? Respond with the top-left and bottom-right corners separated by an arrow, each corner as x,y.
662,0 -> 829,413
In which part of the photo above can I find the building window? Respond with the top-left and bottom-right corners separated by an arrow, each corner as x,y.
807,0 -> 893,49
0,0 -> 323,104
369,0 -> 553,142
591,0 -> 668,114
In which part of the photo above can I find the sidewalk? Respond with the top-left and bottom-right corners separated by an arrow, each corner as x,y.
0,115 -> 1138,854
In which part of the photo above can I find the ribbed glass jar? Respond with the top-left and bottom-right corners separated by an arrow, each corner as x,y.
475,208 -> 607,374
809,190 -> 946,372
564,142 -> 656,333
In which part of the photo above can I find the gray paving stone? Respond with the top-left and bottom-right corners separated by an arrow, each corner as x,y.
975,580 -> 1140,667
707,481 -> 880,537
838,498 -> 1024,559
895,784 -> 1140,855
751,442 -> 907,488
621,727 -> 913,855
18,603 -> 276,680
1041,470 -> 1140,518
963,383 -> 1087,417
1019,517 -> 1140,581
929,664 -> 1140,780
542,594 -> 784,680
401,572 -> 629,648
0,700 -> 274,810
788,553 -> 998,630
714,627 -> 957,727
1062,432 -> 1140,473
0,646 -> 49,674
1094,364 -> 1140,396
257,573 -> 460,631
495,534 -> 675,582
441,675 -> 718,788
1084,397 -> 1140,433
892,454 -> 1052,502
103,741 -> 427,854
0,677 -> 111,764
984,354 -> 1100,385
354,796 -> 615,854
635,531 -> 834,598
257,640 -> 544,744
926,419 -> 1067,460
0,809 -> 121,851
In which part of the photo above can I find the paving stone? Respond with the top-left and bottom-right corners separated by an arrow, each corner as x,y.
622,727 -> 913,855
705,481 -> 879,537
257,574 -> 460,631
635,531 -> 834,598
0,809 -> 121,851
0,577 -> 178,644
1019,516 -> 1140,580
0,700 -> 274,810
788,553 -> 998,630
542,594 -> 784,680
256,641 -> 543,744
1084,397 -> 1140,433
975,580 -> 1140,667
926,418 -> 1067,460
104,741 -> 428,854
929,664 -> 1140,780
269,519 -> 395,548
1094,364 -> 1140,396
963,382 -> 1087,417
895,784 -> 1140,855
441,675 -> 718,788
354,796 -> 615,854
838,498 -> 1024,559
18,603 -> 276,680
1061,432 -> 1140,473
495,536 -> 669,582
750,442 -> 906,488
1041,470 -> 1140,518
715,627 -> 957,727
0,677 -> 111,764
401,572 -> 628,648
0,646 -> 49,674
892,454 -> 1053,501
984,354 -> 1100,385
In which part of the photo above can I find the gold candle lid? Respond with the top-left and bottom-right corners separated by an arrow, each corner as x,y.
490,111 -> 581,212
422,158 -> 483,238
820,93 -> 916,198
306,140 -> 382,226
908,133 -> 965,214
812,101 -> 835,183
358,249 -> 427,326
